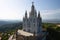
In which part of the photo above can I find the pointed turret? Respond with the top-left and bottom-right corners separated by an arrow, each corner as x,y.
25,10 -> 27,18
38,11 -> 41,18
31,2 -> 34,10
38,11 -> 42,25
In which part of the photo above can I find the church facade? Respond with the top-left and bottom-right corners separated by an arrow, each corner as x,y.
23,2 -> 42,36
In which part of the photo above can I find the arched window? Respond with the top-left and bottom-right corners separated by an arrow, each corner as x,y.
33,18 -> 35,23
28,29 -> 30,32
33,23 -> 35,27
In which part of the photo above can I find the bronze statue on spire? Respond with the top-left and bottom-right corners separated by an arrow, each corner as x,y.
32,2 -> 34,5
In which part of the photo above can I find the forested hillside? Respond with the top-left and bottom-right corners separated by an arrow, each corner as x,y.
0,22 -> 22,32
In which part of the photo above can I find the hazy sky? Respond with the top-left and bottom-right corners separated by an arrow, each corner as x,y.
0,0 -> 60,21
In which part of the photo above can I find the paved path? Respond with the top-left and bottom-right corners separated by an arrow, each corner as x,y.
8,35 -> 16,40
8,35 -> 13,40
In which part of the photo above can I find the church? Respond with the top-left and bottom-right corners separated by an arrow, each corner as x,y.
23,2 -> 42,36
16,2 -> 46,40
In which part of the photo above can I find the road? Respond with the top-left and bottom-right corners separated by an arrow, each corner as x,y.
8,35 -> 13,40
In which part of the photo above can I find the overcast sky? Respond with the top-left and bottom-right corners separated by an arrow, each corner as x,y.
0,0 -> 60,21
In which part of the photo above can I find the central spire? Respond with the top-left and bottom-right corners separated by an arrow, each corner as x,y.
30,2 -> 37,17
31,2 -> 35,11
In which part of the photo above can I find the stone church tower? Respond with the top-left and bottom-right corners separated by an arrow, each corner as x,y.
23,2 -> 42,36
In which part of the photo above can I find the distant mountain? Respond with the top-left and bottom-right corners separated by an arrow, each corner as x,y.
42,19 -> 60,23
0,20 -> 21,26
0,21 -> 22,32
